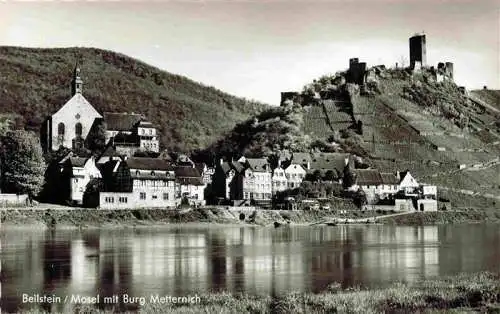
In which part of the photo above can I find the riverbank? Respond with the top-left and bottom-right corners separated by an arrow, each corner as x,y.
1,207 -> 499,229
0,207 -> 340,229
21,272 -> 500,313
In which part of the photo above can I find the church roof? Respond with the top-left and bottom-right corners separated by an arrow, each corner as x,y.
104,112 -> 144,132
52,93 -> 102,118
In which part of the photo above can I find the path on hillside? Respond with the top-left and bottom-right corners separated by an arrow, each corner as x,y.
469,95 -> 500,115
432,185 -> 500,201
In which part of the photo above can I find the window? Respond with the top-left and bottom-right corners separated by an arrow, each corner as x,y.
57,122 -> 65,135
151,171 -> 155,176
119,197 -> 128,203
244,192 -> 249,199
163,193 -> 169,200
152,195 -> 158,199
105,197 -> 115,203
140,192 -> 146,200
75,122 -> 82,137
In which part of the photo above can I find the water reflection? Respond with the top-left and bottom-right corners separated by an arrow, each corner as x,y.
1,224 -> 500,313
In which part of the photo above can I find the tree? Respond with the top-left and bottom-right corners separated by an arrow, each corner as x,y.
1,130 -> 46,200
324,169 -> 339,182
342,165 -> 355,189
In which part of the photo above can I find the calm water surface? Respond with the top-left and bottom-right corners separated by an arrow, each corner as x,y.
1,224 -> 500,313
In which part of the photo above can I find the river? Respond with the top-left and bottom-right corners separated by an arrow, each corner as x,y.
1,223 -> 499,313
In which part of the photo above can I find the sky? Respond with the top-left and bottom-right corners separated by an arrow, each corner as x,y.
0,0 -> 498,105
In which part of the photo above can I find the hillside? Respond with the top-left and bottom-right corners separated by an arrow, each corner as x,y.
0,46 -> 267,152
212,66 -> 500,208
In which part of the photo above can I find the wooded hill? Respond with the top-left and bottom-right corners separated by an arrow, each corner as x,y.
0,46 -> 267,152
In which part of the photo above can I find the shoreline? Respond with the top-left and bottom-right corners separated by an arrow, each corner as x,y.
17,271 -> 500,313
1,207 -> 500,230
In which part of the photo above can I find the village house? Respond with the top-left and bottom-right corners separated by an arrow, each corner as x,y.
212,160 -> 240,201
104,112 -> 159,155
379,172 -> 400,197
99,157 -> 176,209
41,66 -> 103,152
238,157 -> 272,201
284,164 -> 306,189
58,152 -> 102,205
271,164 -> 288,194
175,166 -> 205,206
397,170 -> 420,196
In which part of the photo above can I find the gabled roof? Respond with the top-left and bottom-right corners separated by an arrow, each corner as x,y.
103,112 -> 143,132
175,166 -> 202,178
246,158 -> 270,172
131,171 -> 173,180
354,169 -> 383,186
381,173 -> 399,185
291,152 -> 312,164
100,160 -> 122,178
69,157 -> 87,167
53,93 -> 102,118
310,153 -> 348,172
231,161 -> 245,173
177,177 -> 204,186
126,157 -> 173,171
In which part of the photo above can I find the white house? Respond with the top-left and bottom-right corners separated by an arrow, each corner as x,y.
175,166 -> 205,206
398,171 -> 420,195
379,173 -> 400,196
284,163 -> 306,189
244,158 -> 272,200
125,157 -> 176,208
272,166 -> 288,194
59,153 -> 102,204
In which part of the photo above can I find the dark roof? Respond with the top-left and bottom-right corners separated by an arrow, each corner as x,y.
69,157 -> 87,167
175,166 -> 202,178
176,177 -> 204,186
310,153 -> 348,172
104,112 -> 143,131
354,169 -> 383,186
126,157 -> 173,171
131,171 -> 174,180
291,152 -> 312,164
194,162 -> 206,174
220,162 -> 232,174
381,173 -> 399,185
246,158 -> 270,172
100,160 -> 121,177
99,144 -> 121,159
231,161 -> 245,173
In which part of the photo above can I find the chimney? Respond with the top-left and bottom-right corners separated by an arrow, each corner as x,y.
396,171 -> 400,180
219,158 -> 224,165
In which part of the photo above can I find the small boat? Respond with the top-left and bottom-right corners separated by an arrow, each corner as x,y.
326,221 -> 337,226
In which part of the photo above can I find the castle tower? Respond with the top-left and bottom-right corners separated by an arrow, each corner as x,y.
409,33 -> 427,69
71,64 -> 83,95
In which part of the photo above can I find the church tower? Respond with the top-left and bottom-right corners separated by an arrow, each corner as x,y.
71,64 -> 83,95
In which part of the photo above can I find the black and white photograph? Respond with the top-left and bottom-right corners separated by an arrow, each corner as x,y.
0,0 -> 499,313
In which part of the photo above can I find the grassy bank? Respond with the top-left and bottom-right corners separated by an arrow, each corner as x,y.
1,207 -> 500,229
379,209 -> 500,225
0,207 -> 342,229
20,272 -> 500,313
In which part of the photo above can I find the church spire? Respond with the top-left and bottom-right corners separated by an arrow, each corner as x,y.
71,63 -> 83,95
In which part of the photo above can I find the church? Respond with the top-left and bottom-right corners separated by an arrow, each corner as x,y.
41,65 -> 159,155
41,66 -> 102,152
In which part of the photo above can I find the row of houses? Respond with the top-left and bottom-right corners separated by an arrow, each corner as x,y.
52,151 -> 206,209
